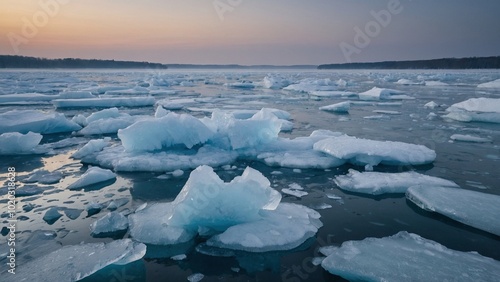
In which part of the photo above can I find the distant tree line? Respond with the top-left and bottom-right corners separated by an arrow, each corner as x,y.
318,56 -> 500,69
0,55 -> 168,69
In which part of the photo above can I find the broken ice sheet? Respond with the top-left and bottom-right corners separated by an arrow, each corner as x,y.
321,231 -> 500,282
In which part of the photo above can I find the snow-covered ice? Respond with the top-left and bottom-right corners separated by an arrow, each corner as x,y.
314,135 -> 436,166
334,169 -> 458,195
406,186 -> 500,236
321,231 -> 500,282
444,98 -> 500,123
68,166 -> 116,190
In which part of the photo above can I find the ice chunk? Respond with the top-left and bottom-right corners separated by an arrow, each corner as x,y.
477,78 -> 500,88
314,135 -> 436,166
321,231 -> 500,282
444,98 -> 500,123
68,166 -> 116,190
424,101 -> 439,109
284,78 -> 338,93
0,110 -> 81,134
42,207 -> 62,224
23,169 -> 63,184
425,80 -> 448,86
9,239 -> 146,282
406,186 -> 500,236
450,134 -> 492,143
128,202 -> 196,245
118,112 -> 214,152
86,107 -> 121,123
358,87 -> 404,101
0,132 -> 42,155
90,212 -> 129,237
155,105 -> 170,118
224,82 -> 255,88
319,101 -> 350,113
334,169 -> 458,195
263,75 -> 290,89
187,273 -> 205,282
72,137 -> 111,159
86,201 -> 104,216
282,188 -> 308,198
395,79 -> 422,85
52,97 -> 155,108
168,166 -> 281,230
206,203 -> 322,252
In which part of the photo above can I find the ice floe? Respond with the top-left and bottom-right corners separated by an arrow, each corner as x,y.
0,110 -> 81,134
90,212 -> 129,237
334,169 -> 458,195
72,138 -> 111,159
314,135 -> 436,166
319,101 -> 350,113
8,239 -> 146,282
358,87 -> 404,100
52,97 -> 155,108
477,78 -> 500,88
0,132 -> 43,155
68,166 -> 116,190
284,78 -> 339,93
321,231 -> 500,282
450,134 -> 492,143
406,186 -> 500,236
444,98 -> 500,123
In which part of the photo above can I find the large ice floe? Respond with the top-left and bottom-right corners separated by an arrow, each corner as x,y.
444,98 -> 500,123
0,110 -> 81,134
406,186 -> 500,236
0,132 -> 43,155
313,135 -> 436,166
74,107 -> 144,135
321,231 -> 500,282
334,169 -> 458,195
358,87 -> 405,100
127,165 -> 322,252
8,239 -> 146,282
52,97 -> 155,108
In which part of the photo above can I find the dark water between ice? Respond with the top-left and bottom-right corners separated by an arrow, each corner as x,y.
0,69 -> 499,281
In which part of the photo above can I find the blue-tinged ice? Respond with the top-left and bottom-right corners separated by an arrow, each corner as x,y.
314,135 -> 436,166
68,166 -> 116,190
406,186 -> 500,236
90,212 -> 129,237
0,110 -> 81,134
167,165 -> 281,230
128,203 -> 196,245
321,231 -> 500,282
72,138 -> 111,159
444,98 -> 500,123
0,132 -> 42,155
206,203 -> 322,252
7,239 -> 146,282
334,169 -> 458,195
118,112 -> 214,152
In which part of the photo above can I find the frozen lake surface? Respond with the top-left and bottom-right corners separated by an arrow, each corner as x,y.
0,69 -> 499,281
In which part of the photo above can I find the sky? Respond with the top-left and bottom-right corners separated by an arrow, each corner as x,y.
1,0 -> 500,65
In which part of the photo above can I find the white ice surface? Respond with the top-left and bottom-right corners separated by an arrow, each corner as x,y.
0,110 -> 81,134
8,239 -> 146,282
321,231 -> 500,282
477,78 -> 500,88
358,87 -> 404,101
314,135 -> 436,166
90,212 -> 129,236
0,132 -> 43,155
206,203 -> 322,252
406,186 -> 500,236
68,166 -> 116,190
72,138 -> 111,159
334,169 -> 458,195
450,134 -> 492,143
319,101 -> 350,113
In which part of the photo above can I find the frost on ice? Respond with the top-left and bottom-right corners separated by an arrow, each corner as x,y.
314,135 -> 436,166
8,239 -> 146,282
334,169 -> 458,195
406,186 -> 500,236
321,231 -> 500,282
68,166 -> 116,190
